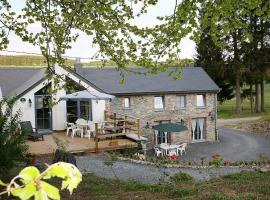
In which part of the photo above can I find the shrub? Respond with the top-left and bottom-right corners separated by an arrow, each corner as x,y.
170,172 -> 193,183
0,98 -> 28,176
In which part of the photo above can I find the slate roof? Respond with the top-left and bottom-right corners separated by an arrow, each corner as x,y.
76,66 -> 220,95
0,67 -> 46,97
0,65 -> 220,97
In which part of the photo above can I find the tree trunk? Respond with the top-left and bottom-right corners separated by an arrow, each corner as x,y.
249,83 -> 254,113
255,81 -> 261,113
261,80 -> 265,112
235,68 -> 242,114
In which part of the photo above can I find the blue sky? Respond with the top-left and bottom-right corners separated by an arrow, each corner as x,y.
3,0 -> 195,60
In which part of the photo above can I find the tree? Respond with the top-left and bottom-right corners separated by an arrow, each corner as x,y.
190,0 -> 270,113
195,28 -> 234,104
0,0 -> 192,80
0,98 -> 28,175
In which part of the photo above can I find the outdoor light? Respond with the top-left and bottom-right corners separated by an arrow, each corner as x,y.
20,98 -> 26,103
28,99 -> 32,107
144,122 -> 150,129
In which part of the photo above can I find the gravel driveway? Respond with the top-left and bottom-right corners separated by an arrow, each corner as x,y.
76,123 -> 269,184
182,127 -> 270,161
77,155 -> 247,184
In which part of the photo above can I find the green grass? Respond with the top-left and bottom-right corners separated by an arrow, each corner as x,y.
218,84 -> 270,119
54,171 -> 270,200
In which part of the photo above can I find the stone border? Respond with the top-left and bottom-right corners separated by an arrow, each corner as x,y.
114,155 -> 259,170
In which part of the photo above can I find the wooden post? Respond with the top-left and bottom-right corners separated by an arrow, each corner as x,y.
136,118 -> 140,137
104,110 -> 108,121
113,112 -> 117,128
124,116 -> 127,133
95,123 -> 99,153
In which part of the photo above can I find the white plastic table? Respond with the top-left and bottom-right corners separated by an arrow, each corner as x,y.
159,144 -> 178,156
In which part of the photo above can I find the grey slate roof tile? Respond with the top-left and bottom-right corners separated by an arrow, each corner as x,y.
0,66 -> 220,98
0,67 -> 46,97
76,66 -> 220,95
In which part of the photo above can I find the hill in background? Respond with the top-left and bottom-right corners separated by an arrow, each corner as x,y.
0,55 -> 118,67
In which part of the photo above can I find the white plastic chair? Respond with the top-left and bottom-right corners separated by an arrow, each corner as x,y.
154,147 -> 162,157
71,124 -> 83,138
85,123 -> 95,139
66,122 -> 75,136
177,143 -> 187,156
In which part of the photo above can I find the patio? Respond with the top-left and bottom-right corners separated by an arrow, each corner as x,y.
26,132 -> 138,156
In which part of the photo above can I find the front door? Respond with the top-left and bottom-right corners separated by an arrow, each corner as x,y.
35,95 -> 52,130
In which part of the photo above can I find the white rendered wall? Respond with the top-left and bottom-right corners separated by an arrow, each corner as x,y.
92,100 -> 105,122
9,65 -> 106,131
13,80 -> 50,129
52,65 -> 106,130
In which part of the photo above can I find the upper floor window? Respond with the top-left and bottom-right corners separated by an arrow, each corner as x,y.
196,94 -> 206,107
154,96 -> 164,110
123,97 -> 130,108
177,95 -> 186,109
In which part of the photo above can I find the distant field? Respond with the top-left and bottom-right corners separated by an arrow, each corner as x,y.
218,83 -> 270,119
0,55 -> 117,67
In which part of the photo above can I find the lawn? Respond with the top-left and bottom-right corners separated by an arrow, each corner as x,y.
57,171 -> 270,200
218,84 -> 270,119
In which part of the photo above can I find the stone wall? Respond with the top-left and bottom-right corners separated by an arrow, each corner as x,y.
106,93 -> 218,149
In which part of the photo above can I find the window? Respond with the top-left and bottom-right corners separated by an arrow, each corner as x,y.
123,97 -> 130,108
196,94 -> 206,107
177,95 -> 186,109
154,96 -> 164,110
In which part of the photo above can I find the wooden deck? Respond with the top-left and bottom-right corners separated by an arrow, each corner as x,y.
26,132 -> 138,156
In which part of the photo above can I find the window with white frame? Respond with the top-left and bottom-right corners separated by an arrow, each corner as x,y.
196,94 -> 206,107
177,95 -> 186,109
154,96 -> 164,110
123,97 -> 130,108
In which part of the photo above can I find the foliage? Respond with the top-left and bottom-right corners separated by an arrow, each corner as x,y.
195,28 -> 234,104
0,0 -> 190,80
0,162 -> 82,200
170,172 -> 193,183
104,154 -> 118,180
211,153 -> 223,168
0,97 -> 28,176
52,137 -> 76,166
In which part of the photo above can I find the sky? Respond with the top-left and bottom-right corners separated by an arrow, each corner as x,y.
2,0 -> 196,60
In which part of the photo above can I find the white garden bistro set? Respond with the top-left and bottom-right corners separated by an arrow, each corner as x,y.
154,143 -> 187,157
66,118 -> 107,139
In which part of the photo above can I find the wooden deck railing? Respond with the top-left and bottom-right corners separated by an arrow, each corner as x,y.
95,110 -> 140,152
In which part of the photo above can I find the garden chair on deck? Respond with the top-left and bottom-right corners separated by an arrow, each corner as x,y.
20,121 -> 45,142
85,123 -> 95,139
66,122 -> 76,136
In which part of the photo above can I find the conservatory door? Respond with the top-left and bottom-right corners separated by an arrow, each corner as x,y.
35,95 -> 52,130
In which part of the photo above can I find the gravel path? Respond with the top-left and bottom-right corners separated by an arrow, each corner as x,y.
77,155 -> 250,184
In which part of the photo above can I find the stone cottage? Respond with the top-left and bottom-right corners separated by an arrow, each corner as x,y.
75,65 -> 220,148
